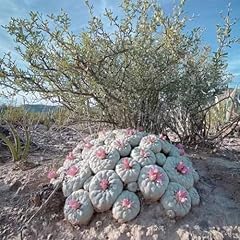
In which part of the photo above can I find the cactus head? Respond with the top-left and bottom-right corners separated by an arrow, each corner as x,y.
47,170 -> 57,179
68,199 -> 81,210
176,161 -> 189,174
126,128 -> 136,136
96,148 -> 107,159
99,179 -> 109,191
67,166 -> 79,176
121,198 -> 133,209
175,190 -> 188,203
148,167 -> 163,184
122,158 -> 132,169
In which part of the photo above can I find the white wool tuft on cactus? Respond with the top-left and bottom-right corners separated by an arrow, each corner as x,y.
49,128 -> 200,225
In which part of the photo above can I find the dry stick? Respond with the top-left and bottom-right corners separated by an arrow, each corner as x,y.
20,181 -> 62,240
210,115 -> 240,141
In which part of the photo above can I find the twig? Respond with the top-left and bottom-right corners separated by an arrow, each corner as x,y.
209,115 -> 240,141
20,182 -> 62,240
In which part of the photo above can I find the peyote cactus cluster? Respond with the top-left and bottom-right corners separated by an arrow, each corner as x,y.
48,129 -> 200,225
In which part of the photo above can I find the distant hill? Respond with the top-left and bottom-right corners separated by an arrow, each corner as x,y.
23,104 -> 59,113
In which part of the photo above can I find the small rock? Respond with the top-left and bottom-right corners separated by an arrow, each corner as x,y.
96,221 -> 102,228
119,223 -> 127,233
146,225 -> 158,236
47,234 -> 53,240
176,229 -> 190,240
152,234 -> 159,240
193,225 -> 201,231
210,230 -> 224,240
9,180 -> 22,191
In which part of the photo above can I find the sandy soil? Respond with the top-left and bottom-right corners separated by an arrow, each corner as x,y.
0,138 -> 240,240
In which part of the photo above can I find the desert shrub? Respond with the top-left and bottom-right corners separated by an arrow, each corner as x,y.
0,0 -> 239,143
49,107 -> 72,126
206,88 -> 239,133
0,104 -> 75,129
0,123 -> 31,163
0,105 -> 49,126
0,106 -> 28,125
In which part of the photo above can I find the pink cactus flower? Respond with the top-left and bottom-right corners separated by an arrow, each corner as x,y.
67,166 -> 79,176
47,170 -> 58,180
122,158 -> 132,169
121,198 -> 133,209
116,140 -> 124,148
176,161 -> 189,174
100,179 -> 109,191
96,148 -> 107,159
148,167 -> 164,184
84,142 -> 93,149
147,135 -> 157,144
140,149 -> 149,158
176,143 -> 184,150
68,199 -> 81,210
176,190 -> 188,203
138,126 -> 144,132
179,148 -> 185,156
126,128 -> 136,136
65,152 -> 75,161
159,133 -> 167,140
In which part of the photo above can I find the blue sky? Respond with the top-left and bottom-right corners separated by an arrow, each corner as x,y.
0,0 -> 239,104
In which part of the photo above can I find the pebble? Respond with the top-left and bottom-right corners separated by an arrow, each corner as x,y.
210,230 -> 224,240
146,225 -> 158,236
47,234 -> 53,240
193,225 -> 201,231
119,223 -> 127,233
96,221 -> 102,228
9,180 -> 22,191
177,229 -> 190,240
